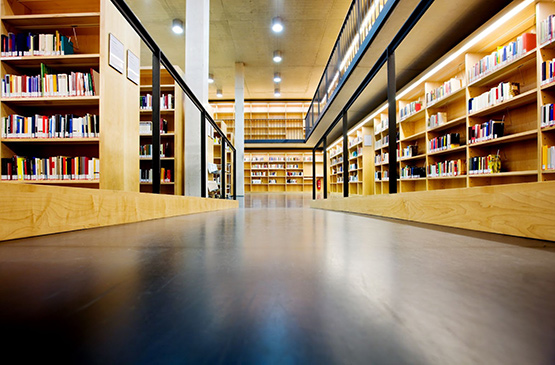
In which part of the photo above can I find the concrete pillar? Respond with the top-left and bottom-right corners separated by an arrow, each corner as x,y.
184,0 -> 209,196
235,62 -> 245,197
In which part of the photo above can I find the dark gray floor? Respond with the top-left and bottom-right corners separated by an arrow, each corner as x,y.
1,193 -> 554,364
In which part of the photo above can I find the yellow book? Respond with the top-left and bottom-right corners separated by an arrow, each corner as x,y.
543,145 -> 548,170
53,74 -> 57,96
55,30 -> 60,53
17,156 -> 24,180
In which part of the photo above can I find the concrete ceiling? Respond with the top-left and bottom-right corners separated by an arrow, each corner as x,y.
127,0 -> 352,100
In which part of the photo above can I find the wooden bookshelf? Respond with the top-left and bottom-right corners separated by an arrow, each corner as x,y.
244,150 -> 322,193
0,0 -> 140,191
139,67 -> 184,195
327,0 -> 548,194
211,101 -> 310,140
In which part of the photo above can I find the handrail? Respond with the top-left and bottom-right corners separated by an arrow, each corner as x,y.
305,0 -> 398,140
110,0 -> 236,199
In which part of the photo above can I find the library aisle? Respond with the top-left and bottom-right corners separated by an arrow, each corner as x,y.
0,194 -> 554,364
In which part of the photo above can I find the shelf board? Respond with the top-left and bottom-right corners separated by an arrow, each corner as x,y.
400,177 -> 426,181
399,153 -> 426,162
401,130 -> 426,142
542,169 -> 555,174
1,95 -> 100,106
2,13 -> 101,29
139,157 -> 175,161
349,155 -> 360,161
380,143 -> 390,150
469,170 -> 538,178
399,108 -> 425,124
468,89 -> 537,117
427,174 -> 467,180
1,54 -> 100,68
139,133 -> 175,137
468,49 -> 537,88
427,115 -> 466,133
541,125 -> 555,133
540,37 -> 555,50
426,87 -> 466,109
2,179 -> 99,184
140,182 -> 175,185
540,80 -> 555,91
428,145 -> 466,156
1,137 -> 99,143
468,130 -> 537,148
348,139 -> 363,149
140,84 -> 175,91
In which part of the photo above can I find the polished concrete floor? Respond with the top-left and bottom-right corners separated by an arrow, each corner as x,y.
1,193 -> 554,364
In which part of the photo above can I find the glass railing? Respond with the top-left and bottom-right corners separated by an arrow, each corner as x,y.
305,0 -> 395,138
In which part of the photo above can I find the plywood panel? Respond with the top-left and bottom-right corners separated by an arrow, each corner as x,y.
0,182 -> 238,241
311,181 -> 555,241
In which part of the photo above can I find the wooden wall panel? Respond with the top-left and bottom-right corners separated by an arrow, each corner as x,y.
311,181 -> 555,241
0,182 -> 238,241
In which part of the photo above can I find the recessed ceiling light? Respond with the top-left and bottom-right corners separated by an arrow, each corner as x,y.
172,19 -> 184,34
274,88 -> 281,97
208,73 -> 214,83
273,72 -> 281,83
273,50 -> 282,63
272,17 -> 283,33
216,89 -> 223,98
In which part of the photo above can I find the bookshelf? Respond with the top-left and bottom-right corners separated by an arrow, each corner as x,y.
212,120 -> 234,197
327,0 -> 552,194
328,142 -> 343,195
139,66 -> 184,195
0,0 -> 140,191
211,101 -> 310,140
244,150 -> 323,193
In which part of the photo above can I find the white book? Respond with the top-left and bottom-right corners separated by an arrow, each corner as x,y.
45,34 -> 54,56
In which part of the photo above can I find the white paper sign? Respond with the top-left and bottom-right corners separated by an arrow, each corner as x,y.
364,135 -> 373,147
108,33 -> 124,74
127,50 -> 140,85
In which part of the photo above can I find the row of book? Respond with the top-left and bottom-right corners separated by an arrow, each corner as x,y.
468,155 -> 501,174
468,82 -> 520,114
400,165 -> 426,179
252,172 -> 266,176
427,159 -> 465,178
348,174 -> 358,182
331,156 -> 343,165
468,120 -> 504,144
348,163 -> 357,171
427,112 -> 447,129
2,68 -> 99,98
425,78 -> 462,106
399,101 -> 422,120
375,135 -> 389,149
348,136 -> 363,148
374,117 -> 388,134
1,155 -> 99,181
539,14 -> 555,46
139,119 -> 169,135
1,113 -> 99,139
428,133 -> 460,153
139,143 -> 170,158
375,152 -> 388,165
540,59 -> 555,85
467,33 -> 535,84
286,164 -> 300,169
252,164 -> 268,169
541,104 -> 555,128
286,172 -> 303,176
332,166 -> 344,174
140,94 -> 174,110
140,168 -> 172,183
400,144 -> 418,159
350,147 -> 362,159
543,145 -> 555,170
1,31 -> 74,57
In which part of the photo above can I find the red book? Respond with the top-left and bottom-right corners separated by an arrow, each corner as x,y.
522,32 -> 536,52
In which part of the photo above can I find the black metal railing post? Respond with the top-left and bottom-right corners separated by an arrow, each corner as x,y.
342,112 -> 349,198
323,136 -> 328,199
387,48 -> 397,194
221,139 -> 226,199
200,111 -> 207,198
233,149 -> 237,200
152,50 -> 161,194
312,147 -> 316,200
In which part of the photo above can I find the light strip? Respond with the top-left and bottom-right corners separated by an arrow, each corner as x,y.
396,0 -> 533,101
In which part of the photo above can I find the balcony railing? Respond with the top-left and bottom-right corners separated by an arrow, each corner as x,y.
305,0 -> 396,138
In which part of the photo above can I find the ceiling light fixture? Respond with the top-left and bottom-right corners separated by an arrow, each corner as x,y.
273,72 -> 282,83
272,16 -> 284,33
172,19 -> 184,34
208,73 -> 214,83
216,89 -> 223,98
274,87 -> 281,97
273,50 -> 282,63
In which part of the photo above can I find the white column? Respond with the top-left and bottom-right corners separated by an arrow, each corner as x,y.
184,0 -> 209,196
235,62 -> 245,196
